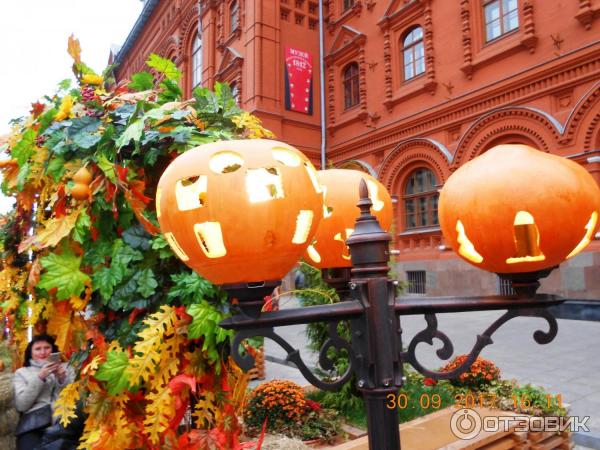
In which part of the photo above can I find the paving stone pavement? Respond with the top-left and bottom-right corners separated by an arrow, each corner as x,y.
258,295 -> 600,448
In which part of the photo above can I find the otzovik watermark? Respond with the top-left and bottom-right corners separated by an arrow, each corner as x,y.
450,408 -> 590,440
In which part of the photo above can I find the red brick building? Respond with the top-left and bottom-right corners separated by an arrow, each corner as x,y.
113,0 -> 600,300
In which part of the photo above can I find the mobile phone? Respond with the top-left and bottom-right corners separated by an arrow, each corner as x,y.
46,352 -> 62,364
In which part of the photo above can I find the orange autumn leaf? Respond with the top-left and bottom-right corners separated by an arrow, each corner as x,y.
124,189 -> 160,235
27,257 -> 42,293
67,34 -> 81,64
47,301 -> 73,353
18,208 -> 81,253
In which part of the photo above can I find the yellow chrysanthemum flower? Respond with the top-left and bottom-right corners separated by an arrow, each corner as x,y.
55,95 -> 74,121
81,74 -> 104,86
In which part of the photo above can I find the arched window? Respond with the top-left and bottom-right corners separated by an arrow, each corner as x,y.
230,1 -> 240,33
343,62 -> 360,110
192,32 -> 202,90
484,0 -> 519,42
404,168 -> 439,229
403,27 -> 425,81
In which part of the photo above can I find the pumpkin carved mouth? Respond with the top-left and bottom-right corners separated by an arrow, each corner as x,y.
567,211 -> 599,259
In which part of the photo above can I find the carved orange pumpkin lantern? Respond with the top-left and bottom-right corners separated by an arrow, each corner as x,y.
156,139 -> 324,285
439,144 -> 600,274
304,169 -> 393,269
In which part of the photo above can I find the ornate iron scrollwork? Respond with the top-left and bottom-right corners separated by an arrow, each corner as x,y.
230,321 -> 354,391
400,308 -> 558,380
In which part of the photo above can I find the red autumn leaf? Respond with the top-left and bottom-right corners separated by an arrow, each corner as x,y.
104,180 -> 117,202
169,374 -> 197,395
30,102 -> 45,117
128,307 -> 146,325
116,164 -> 129,182
124,189 -> 160,235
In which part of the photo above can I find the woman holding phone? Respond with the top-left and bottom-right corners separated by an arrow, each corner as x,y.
13,334 -> 73,450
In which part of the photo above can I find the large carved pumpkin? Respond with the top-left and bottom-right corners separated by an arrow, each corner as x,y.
156,139 -> 324,284
439,144 -> 600,273
304,169 -> 393,268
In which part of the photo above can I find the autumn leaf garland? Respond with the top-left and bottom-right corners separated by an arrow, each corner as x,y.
0,39 -> 272,448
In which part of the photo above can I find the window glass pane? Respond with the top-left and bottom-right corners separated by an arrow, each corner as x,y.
415,57 -> 425,76
419,197 -> 427,226
406,176 -> 415,195
404,64 -> 414,80
192,33 -> 202,88
406,200 -> 416,228
404,48 -> 414,66
413,27 -> 423,41
415,43 -> 424,59
416,170 -> 424,193
504,0 -> 518,13
431,196 -> 439,225
404,31 -> 414,47
486,19 -> 501,41
485,1 -> 500,23
504,10 -> 519,31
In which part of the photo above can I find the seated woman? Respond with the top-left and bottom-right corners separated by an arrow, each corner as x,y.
13,334 -> 73,450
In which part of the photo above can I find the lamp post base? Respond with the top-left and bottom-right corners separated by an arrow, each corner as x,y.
362,387 -> 402,450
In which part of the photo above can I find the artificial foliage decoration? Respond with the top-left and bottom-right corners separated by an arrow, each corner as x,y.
0,37 -> 275,449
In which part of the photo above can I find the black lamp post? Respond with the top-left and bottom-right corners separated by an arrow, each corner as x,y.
157,141 -> 600,450
220,181 -> 564,449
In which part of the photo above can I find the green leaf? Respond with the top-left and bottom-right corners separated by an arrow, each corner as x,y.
46,156 -> 66,182
128,71 -> 154,92
137,269 -> 157,298
115,118 -> 144,149
12,128 -> 36,166
146,54 -> 181,81
96,154 -> 116,183
68,117 -> 102,149
187,301 -> 232,363
122,225 -> 151,251
58,79 -> 72,90
158,79 -> 182,102
151,235 -> 173,259
92,267 -> 120,301
95,350 -> 131,395
16,163 -> 30,191
73,208 -> 91,243
38,247 -> 90,300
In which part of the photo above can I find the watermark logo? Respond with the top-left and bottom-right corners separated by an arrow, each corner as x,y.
450,409 -> 482,440
450,408 -> 590,440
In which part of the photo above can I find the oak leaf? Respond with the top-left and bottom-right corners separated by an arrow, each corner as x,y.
144,387 -> 176,444
18,208 -> 81,253
67,34 -> 81,64
53,381 -> 81,427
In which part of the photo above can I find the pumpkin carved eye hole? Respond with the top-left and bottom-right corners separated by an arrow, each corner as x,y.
292,210 -> 314,244
209,151 -> 244,174
194,222 -> 227,258
307,243 -> 321,263
333,228 -> 354,260
176,176 -> 208,211
506,211 -> 546,264
246,168 -> 284,203
272,147 -> 301,166
304,162 -> 323,194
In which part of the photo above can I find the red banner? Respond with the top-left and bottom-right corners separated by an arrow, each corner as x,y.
284,46 -> 313,114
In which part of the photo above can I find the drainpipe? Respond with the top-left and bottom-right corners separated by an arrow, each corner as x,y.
318,0 -> 327,169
